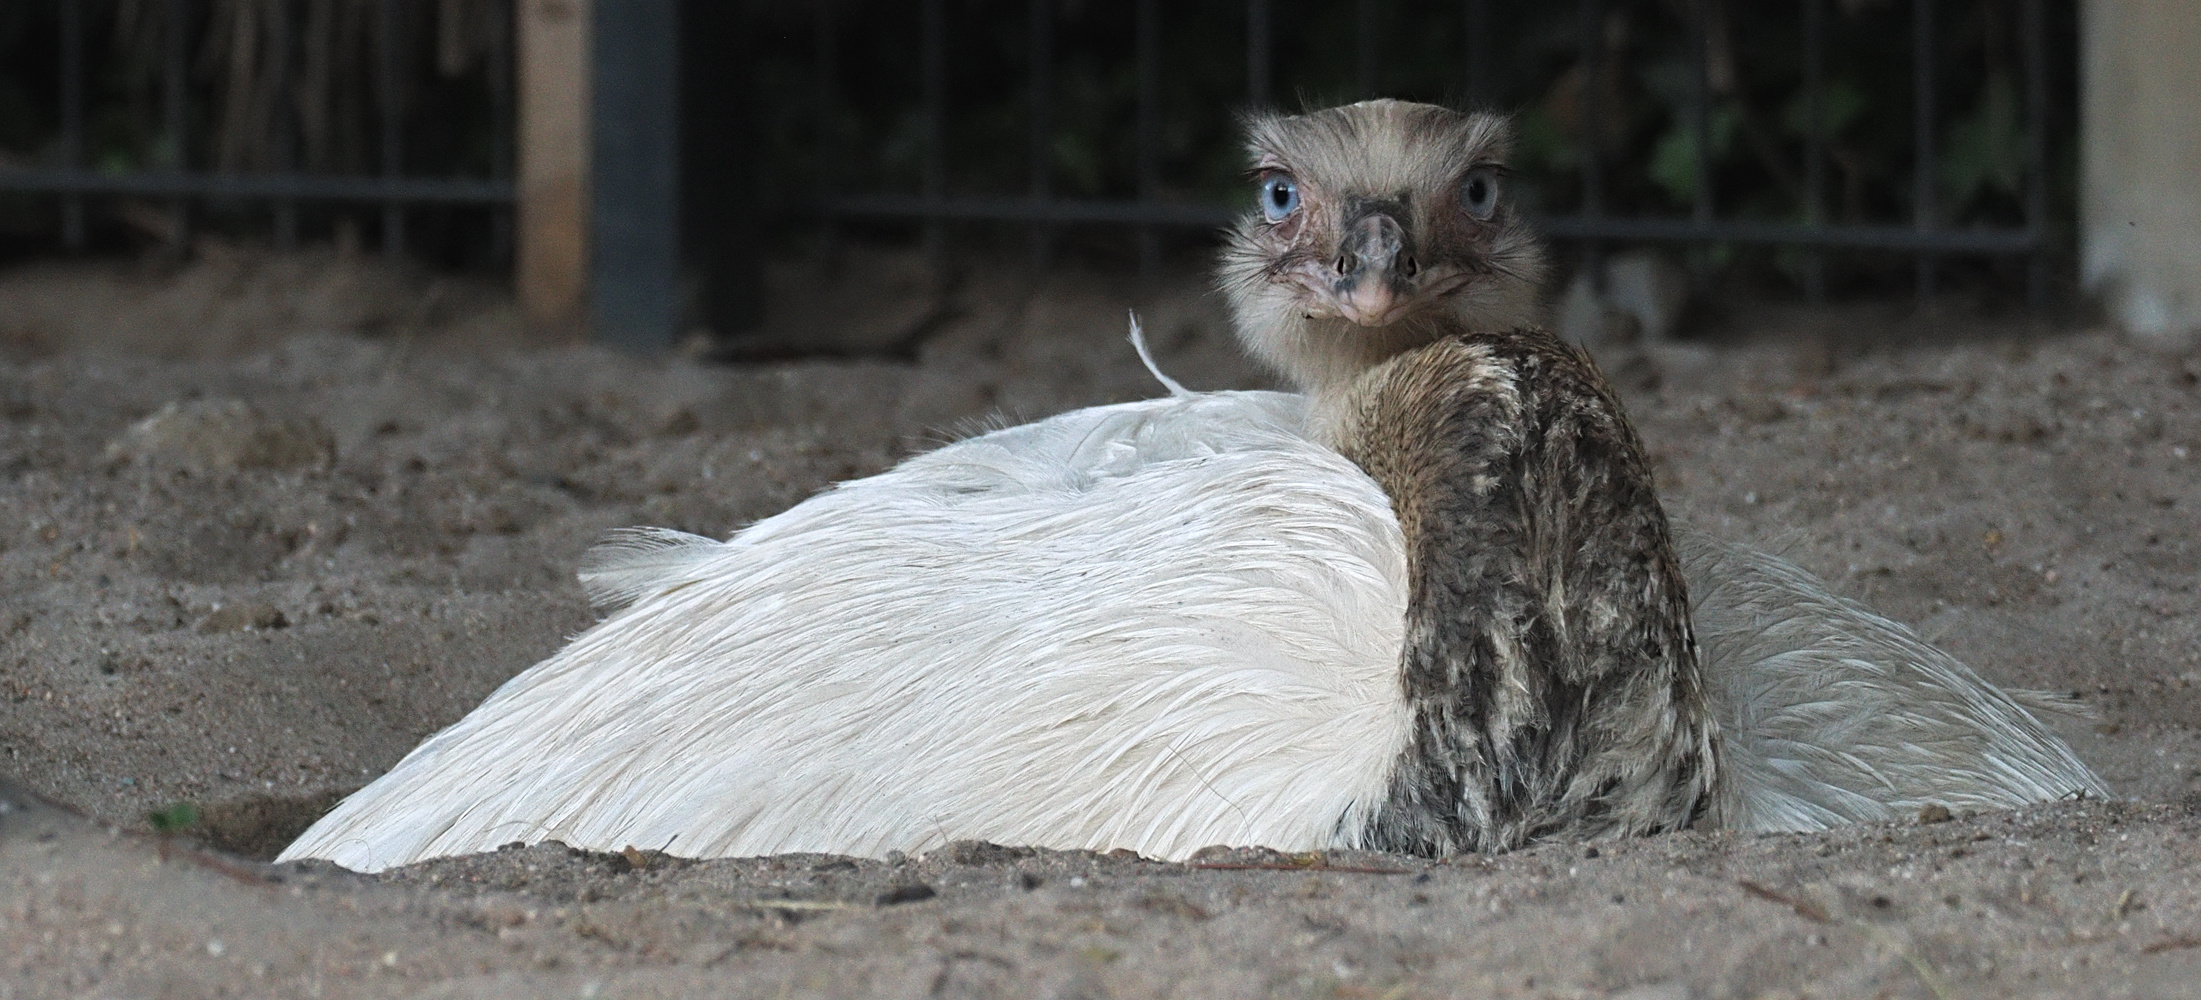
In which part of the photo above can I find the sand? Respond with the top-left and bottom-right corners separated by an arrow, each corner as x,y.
2,247 -> 2198,999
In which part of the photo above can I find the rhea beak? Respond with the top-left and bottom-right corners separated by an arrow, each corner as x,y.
1326,210 -> 1416,327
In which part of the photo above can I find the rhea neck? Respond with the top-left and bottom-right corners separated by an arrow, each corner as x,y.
1240,309 -> 1533,450
1225,288 -> 1716,854
1228,278 -> 1545,441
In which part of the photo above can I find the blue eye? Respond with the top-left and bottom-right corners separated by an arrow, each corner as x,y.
1460,166 -> 1500,220
1259,175 -> 1300,222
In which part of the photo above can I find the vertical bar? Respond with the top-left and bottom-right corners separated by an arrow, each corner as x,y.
2022,0 -> 2047,311
1136,0 -> 1159,282
815,0 -> 840,269
379,0 -> 405,257
1912,0 -> 1934,306
921,0 -> 945,268
164,0 -> 191,250
488,0 -> 515,264
1028,0 -> 1053,270
1578,0 -> 1604,292
1802,0 -> 1826,303
1686,0 -> 1712,285
1688,0 -> 1712,225
682,0 -> 759,339
1464,0 -> 1490,106
1356,0 -> 1376,100
272,0 -> 298,248
1248,0 -> 1271,108
591,0 -> 681,351
59,0 -> 85,250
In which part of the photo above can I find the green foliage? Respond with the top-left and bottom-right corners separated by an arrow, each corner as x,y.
1779,78 -> 1869,138
1940,71 -> 2024,210
148,802 -> 199,834
1649,104 -> 1740,207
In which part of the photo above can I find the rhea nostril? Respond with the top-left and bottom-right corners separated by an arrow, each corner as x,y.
1400,255 -> 1420,279
1334,254 -> 1351,276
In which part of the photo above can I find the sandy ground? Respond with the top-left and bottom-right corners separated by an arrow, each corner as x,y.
1,246 -> 2198,998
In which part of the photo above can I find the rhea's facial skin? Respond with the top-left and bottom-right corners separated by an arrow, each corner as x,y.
1217,101 -> 1549,398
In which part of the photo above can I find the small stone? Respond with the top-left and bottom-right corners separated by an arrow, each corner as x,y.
105,399 -> 335,471
1917,803 -> 1955,824
874,883 -> 936,906
656,408 -> 701,437
197,603 -> 287,633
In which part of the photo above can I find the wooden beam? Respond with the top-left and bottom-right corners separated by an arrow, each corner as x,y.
517,0 -> 591,332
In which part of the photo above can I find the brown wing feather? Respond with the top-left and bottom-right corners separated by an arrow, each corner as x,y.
1329,328 -> 1717,854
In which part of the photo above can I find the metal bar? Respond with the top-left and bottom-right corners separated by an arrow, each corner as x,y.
378,0 -> 404,257
59,0 -> 85,250
0,168 -> 515,203
164,0 -> 191,249
1357,0 -> 1376,100
272,0 -> 298,248
1533,215 -> 2037,252
1689,0 -> 1711,226
830,195 -> 2040,253
1028,0 -> 1053,269
815,0 -> 839,269
1464,0 -> 1490,105
1248,0 -> 1270,108
1802,0 -> 1826,302
590,0 -> 682,351
833,194 -> 1236,228
1913,0 -> 1934,305
1686,0 -> 1712,288
1136,0 -> 1159,282
682,0 -> 760,338
921,0 -> 945,267
1578,0 -> 1604,292
489,0 -> 514,264
2023,0 -> 2047,311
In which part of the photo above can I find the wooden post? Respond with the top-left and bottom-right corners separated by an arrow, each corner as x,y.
2082,0 -> 2201,347
517,0 -> 592,333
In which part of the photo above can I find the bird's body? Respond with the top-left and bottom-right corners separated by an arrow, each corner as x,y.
282,386 -> 2102,872
280,100 -> 2105,873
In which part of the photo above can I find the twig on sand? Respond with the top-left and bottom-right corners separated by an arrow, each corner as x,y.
1192,863 -> 1410,874
2142,936 -> 2201,955
1737,879 -> 1831,923
1736,880 -> 1953,1000
726,899 -> 867,912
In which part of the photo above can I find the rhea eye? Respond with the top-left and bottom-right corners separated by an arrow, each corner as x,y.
1460,166 -> 1501,221
1259,174 -> 1300,222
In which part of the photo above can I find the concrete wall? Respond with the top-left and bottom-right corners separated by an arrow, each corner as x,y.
2083,1 -> 2201,346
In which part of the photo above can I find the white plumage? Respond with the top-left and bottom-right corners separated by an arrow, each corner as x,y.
281,387 -> 2105,872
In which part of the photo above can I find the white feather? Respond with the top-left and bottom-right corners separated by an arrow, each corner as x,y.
1685,529 -> 2109,831
284,392 -> 1411,872
281,390 -> 2107,872
575,527 -> 721,613
1127,311 -> 1192,398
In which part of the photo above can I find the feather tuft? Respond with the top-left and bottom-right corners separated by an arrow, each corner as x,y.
576,527 -> 722,613
1129,311 -> 1192,398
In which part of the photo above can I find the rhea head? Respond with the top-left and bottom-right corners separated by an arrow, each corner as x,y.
1217,100 -> 1549,397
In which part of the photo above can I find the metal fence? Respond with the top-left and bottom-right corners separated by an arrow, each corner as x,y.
0,0 -> 514,257
0,0 -> 2062,351
822,0 -> 2056,309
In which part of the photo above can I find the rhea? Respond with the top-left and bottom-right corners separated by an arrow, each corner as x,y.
281,101 -> 2103,872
